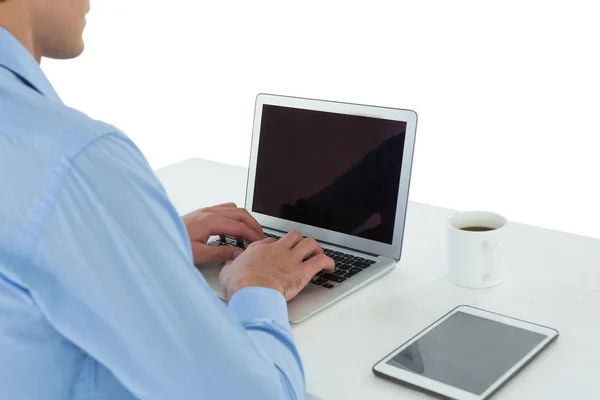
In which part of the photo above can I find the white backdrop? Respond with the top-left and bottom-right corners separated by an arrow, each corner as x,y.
42,0 -> 600,239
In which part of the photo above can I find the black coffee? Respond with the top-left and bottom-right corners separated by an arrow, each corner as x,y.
461,226 -> 495,232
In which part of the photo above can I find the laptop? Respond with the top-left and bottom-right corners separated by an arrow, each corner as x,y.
200,94 -> 417,323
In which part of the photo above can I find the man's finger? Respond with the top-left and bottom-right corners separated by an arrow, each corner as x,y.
278,231 -> 304,249
194,243 -> 244,264
249,237 -> 277,248
292,237 -> 323,261
209,208 -> 264,241
207,214 -> 263,242
303,253 -> 335,275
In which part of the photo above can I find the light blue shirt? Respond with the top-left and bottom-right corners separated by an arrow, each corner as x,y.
0,27 -> 304,399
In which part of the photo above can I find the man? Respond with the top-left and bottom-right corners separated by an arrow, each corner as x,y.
0,0 -> 334,399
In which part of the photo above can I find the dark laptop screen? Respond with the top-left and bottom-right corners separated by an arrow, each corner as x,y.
252,104 -> 407,245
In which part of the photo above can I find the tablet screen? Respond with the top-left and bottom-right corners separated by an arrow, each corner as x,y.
387,311 -> 548,395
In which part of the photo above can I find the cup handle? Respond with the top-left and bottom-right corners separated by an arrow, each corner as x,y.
482,240 -> 501,280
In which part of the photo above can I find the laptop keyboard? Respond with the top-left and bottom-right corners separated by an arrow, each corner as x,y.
214,232 -> 376,289
268,233 -> 377,287
313,248 -> 376,288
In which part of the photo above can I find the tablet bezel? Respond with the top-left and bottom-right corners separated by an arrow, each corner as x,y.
372,305 -> 559,400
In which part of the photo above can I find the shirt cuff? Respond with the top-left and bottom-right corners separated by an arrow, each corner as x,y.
228,287 -> 290,329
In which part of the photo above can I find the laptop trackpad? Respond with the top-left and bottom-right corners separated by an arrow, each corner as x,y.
198,262 -> 226,299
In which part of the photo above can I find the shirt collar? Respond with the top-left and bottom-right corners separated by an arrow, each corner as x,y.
0,27 -> 62,103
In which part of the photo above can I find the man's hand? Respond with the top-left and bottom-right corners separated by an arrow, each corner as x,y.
183,203 -> 264,265
218,231 -> 335,301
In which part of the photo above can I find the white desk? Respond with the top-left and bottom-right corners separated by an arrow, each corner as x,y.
156,158 -> 600,399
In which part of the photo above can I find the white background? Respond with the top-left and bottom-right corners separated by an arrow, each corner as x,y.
42,0 -> 600,239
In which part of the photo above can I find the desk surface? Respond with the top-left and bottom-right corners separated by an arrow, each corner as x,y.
156,158 -> 600,400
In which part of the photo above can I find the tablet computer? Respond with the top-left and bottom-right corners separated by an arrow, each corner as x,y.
372,305 -> 559,400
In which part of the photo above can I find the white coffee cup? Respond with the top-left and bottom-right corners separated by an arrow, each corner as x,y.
447,211 -> 507,288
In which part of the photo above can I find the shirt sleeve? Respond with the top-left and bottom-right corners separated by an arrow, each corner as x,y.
22,132 -> 305,400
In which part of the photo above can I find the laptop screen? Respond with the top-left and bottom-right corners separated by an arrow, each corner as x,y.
252,104 -> 407,245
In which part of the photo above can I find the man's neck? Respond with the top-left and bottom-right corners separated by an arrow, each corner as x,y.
0,3 -> 41,63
